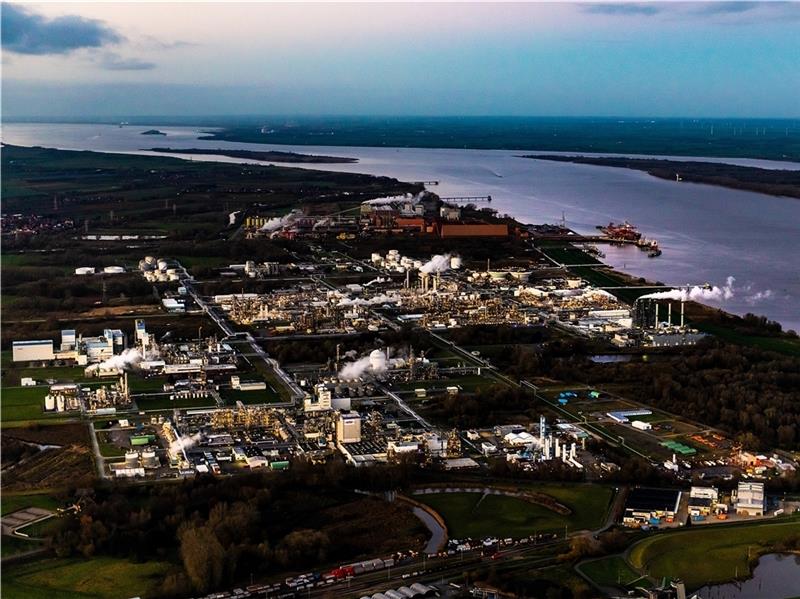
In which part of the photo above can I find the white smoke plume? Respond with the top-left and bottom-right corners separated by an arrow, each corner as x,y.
228,211 -> 240,226
344,349 -> 358,359
169,432 -> 203,456
86,348 -> 143,373
337,293 -> 401,307
640,276 -> 736,303
420,254 -> 457,274
338,349 -> 388,380
259,210 -> 299,232
745,289 -> 773,304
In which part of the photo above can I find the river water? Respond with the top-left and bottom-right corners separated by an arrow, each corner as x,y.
3,123 -> 799,331
697,553 -> 800,599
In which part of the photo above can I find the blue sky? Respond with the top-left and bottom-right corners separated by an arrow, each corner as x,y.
2,2 -> 799,118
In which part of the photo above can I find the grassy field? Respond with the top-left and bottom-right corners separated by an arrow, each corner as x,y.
1,386 -> 62,424
578,555 -> 649,589
1,492 -> 60,516
134,393 -> 216,410
533,484 -> 615,531
417,492 -> 569,539
220,387 -> 282,405
416,484 -> 613,539
627,517 -> 800,589
695,322 -> 800,357
1,556 -> 171,599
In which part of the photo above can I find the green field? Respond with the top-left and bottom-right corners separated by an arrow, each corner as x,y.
220,387 -> 282,405
1,386 -> 64,424
134,393 -> 216,411
1,557 -> 171,599
1,492 -> 60,516
627,517 -> 800,589
695,322 -> 800,357
578,555 -> 650,589
416,484 -> 612,539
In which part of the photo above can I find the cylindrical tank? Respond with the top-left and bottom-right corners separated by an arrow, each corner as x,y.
125,451 -> 140,468
144,256 -> 156,265
45,395 -> 56,411
369,349 -> 385,372
450,256 -> 462,269
56,396 -> 65,412
75,267 -> 96,275
371,253 -> 382,264
157,260 -> 168,272
103,266 -> 125,274
141,450 -> 158,468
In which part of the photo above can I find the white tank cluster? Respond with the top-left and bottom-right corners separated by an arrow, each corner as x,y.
139,256 -> 180,282
74,266 -> 127,275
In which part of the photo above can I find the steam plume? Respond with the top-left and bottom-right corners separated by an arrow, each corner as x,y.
86,348 -> 143,373
420,254 -> 457,274
640,276 -> 736,303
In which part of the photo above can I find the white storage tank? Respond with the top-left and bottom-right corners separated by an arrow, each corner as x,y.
125,451 -> 140,468
103,266 -> 126,274
157,260 -> 168,272
75,267 -> 96,275
44,395 -> 56,411
141,450 -> 158,468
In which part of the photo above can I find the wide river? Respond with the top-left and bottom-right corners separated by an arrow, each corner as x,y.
3,123 -> 799,331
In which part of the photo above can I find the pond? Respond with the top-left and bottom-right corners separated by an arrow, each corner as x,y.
697,553 -> 800,599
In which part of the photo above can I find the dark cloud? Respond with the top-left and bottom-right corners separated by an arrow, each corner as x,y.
693,2 -> 760,15
1,3 -> 122,55
99,52 -> 156,71
582,3 -> 662,16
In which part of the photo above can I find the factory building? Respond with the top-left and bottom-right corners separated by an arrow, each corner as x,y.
688,486 -> 720,517
12,340 -> 55,363
623,488 -> 682,526
735,482 -> 765,516
337,411 -> 362,444
437,223 -> 509,238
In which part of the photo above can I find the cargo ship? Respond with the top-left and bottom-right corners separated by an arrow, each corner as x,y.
597,221 -> 642,242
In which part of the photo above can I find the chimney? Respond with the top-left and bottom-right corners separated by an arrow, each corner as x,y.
680,301 -> 685,328
655,302 -> 660,330
668,303 -> 672,327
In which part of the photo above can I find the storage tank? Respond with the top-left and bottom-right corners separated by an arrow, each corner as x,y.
125,451 -> 140,468
103,266 -> 125,274
56,395 -> 65,412
450,256 -> 462,269
141,450 -> 158,468
144,256 -> 156,265
44,395 -> 56,411
75,267 -> 95,275
369,349 -> 386,372
371,253 -> 382,264
157,260 -> 168,272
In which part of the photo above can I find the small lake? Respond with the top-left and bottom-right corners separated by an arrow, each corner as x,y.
697,553 -> 800,599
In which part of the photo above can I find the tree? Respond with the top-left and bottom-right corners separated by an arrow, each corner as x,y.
179,524 -> 225,593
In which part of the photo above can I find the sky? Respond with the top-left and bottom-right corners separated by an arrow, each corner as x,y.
2,1 -> 799,119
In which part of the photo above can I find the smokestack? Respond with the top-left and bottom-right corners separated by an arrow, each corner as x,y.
655,302 -> 660,330
433,273 -> 440,293
405,269 -> 410,289
681,300 -> 685,328
668,302 -> 672,327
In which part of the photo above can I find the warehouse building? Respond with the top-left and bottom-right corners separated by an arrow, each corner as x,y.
623,488 -> 682,526
736,481 -> 765,516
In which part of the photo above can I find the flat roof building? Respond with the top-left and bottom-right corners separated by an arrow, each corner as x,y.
736,481 -> 765,516
12,340 -> 55,363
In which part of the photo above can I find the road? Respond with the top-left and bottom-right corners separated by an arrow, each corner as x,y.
175,261 -> 304,403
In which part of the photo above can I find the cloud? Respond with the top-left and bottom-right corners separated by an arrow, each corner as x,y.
582,3 -> 662,16
99,52 -> 156,71
1,4 -> 122,55
693,2 -> 760,15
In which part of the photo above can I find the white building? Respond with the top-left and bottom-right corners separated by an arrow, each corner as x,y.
336,411 -> 362,444
736,482 -> 765,516
12,340 -> 55,363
